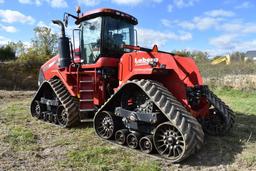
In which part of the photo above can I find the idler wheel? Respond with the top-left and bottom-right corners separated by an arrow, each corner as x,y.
53,114 -> 58,124
139,135 -> 154,154
42,112 -> 48,121
115,129 -> 128,145
127,132 -> 141,149
48,114 -> 54,123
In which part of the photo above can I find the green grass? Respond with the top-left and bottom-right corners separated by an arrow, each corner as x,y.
212,87 -> 256,114
4,126 -> 37,150
65,143 -> 161,171
67,146 -> 118,170
1,90 -> 256,170
198,62 -> 256,78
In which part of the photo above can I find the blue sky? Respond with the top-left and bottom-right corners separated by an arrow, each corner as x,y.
0,0 -> 256,56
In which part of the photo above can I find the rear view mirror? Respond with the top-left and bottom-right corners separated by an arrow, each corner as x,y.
63,13 -> 69,27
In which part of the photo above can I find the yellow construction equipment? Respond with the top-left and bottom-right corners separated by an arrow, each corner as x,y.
211,55 -> 231,65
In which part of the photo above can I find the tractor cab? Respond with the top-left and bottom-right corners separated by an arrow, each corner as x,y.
75,8 -> 138,64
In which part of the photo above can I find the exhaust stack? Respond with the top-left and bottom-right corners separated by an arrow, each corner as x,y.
52,20 -> 71,68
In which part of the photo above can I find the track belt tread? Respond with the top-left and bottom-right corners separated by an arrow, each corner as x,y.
95,79 -> 204,162
49,78 -> 80,127
203,86 -> 235,134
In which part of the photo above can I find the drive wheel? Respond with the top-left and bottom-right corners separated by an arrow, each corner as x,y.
31,100 -> 42,119
57,105 -> 68,127
94,111 -> 115,140
154,122 -> 185,161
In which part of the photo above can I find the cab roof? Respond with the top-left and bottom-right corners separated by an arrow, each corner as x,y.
75,8 -> 138,25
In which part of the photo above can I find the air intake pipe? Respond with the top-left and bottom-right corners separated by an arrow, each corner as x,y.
52,20 -> 71,68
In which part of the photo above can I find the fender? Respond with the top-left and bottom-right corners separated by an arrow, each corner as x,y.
40,55 -> 77,97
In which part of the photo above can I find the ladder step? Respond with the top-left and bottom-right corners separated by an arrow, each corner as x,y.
80,99 -> 93,102
80,80 -> 93,83
80,90 -> 94,93
80,109 -> 95,112
79,71 -> 95,74
80,119 -> 94,122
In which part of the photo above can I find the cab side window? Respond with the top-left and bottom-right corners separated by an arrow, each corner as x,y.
81,17 -> 101,64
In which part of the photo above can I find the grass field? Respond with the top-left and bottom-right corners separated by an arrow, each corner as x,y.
0,89 -> 256,171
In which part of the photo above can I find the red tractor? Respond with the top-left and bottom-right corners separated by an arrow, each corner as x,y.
31,7 -> 234,162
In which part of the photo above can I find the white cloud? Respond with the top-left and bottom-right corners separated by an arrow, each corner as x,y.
111,0 -> 162,6
193,16 -> 221,30
0,10 -> 35,25
78,0 -> 100,6
173,17 -> 221,31
19,0 -> 32,3
0,36 -> 11,46
37,21 -> 48,27
235,40 -> 256,51
173,0 -> 199,8
111,0 -> 142,5
220,22 -> 256,34
205,9 -> 235,18
219,22 -> 242,32
209,34 -> 256,53
161,19 -> 172,27
137,28 -> 192,47
209,34 -> 237,49
48,0 -> 68,8
18,0 -> 42,6
0,0 -> 4,4
177,21 -> 195,30
0,25 -> 18,33
152,0 -> 162,2
36,20 -> 59,34
167,4 -> 173,12
235,1 -> 253,9
169,9 -> 235,31
18,0 -> 68,7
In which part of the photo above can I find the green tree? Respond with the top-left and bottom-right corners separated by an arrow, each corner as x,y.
0,45 -> 16,61
173,49 -> 192,57
230,51 -> 245,62
191,50 -> 209,63
32,26 -> 58,60
7,41 -> 26,57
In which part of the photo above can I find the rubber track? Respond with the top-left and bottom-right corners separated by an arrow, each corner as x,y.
48,78 -> 80,127
204,86 -> 235,135
96,79 -> 204,162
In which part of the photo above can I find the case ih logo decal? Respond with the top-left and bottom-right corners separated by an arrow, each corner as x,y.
42,60 -> 57,72
134,58 -> 159,66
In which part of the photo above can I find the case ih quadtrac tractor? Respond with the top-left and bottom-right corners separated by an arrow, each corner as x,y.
31,7 -> 235,162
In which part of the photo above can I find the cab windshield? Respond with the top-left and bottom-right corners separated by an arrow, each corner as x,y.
102,16 -> 135,57
80,16 -> 135,63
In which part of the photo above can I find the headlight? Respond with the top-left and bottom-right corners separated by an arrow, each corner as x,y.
38,69 -> 45,86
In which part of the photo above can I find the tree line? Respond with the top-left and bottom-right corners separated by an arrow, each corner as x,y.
0,26 -> 247,64
0,26 -> 57,63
